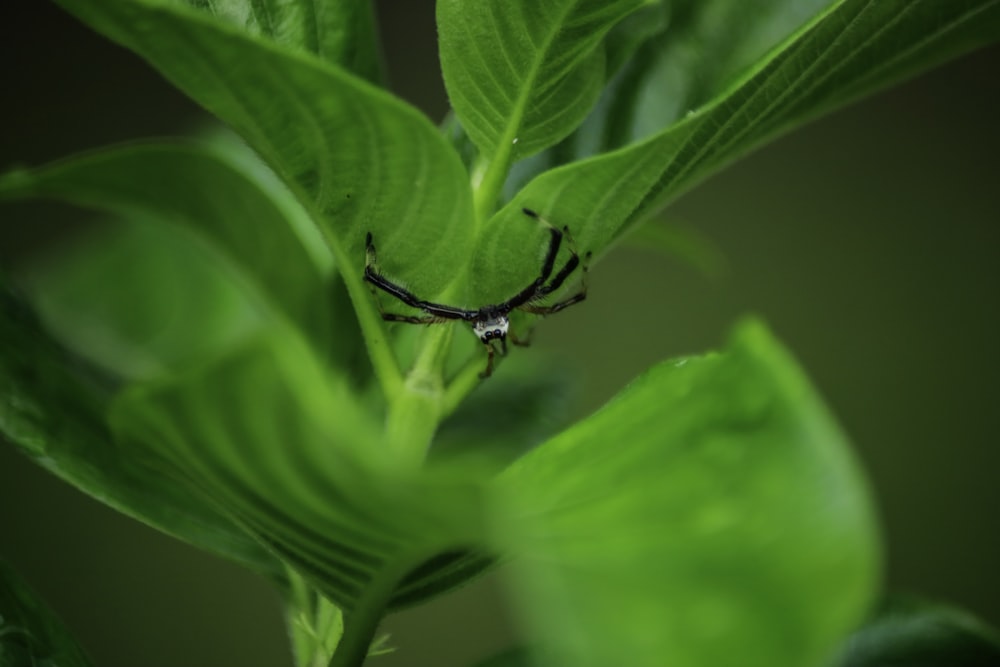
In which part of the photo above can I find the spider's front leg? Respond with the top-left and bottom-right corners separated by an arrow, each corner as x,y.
363,231 -> 477,324
521,249 -> 593,316
479,338 -> 508,379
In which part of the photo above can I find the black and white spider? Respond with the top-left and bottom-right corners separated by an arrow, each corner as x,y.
364,208 -> 590,378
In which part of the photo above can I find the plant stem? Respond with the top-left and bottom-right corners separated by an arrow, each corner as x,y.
471,147 -> 513,229
327,558 -> 416,667
384,324 -> 454,466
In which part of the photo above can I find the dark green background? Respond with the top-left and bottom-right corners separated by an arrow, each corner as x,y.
1,3 -> 998,666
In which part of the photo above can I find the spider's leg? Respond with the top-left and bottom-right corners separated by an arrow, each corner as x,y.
519,291 -> 586,315
533,227 -> 589,298
364,232 -> 478,321
479,342 -> 497,379
501,209 -> 564,310
520,250 -> 592,316
381,313 -> 444,325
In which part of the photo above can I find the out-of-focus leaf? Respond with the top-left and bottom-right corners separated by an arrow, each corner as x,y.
110,329 -> 489,614
831,596 -> 1000,667
495,320 -> 881,667
22,217 -> 263,380
0,143 -> 333,351
433,351 -> 577,468
0,283 -> 282,577
0,559 -> 92,667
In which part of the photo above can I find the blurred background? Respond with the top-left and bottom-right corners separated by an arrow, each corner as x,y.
1,2 -> 998,666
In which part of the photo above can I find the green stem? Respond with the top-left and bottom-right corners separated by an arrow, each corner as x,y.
471,148 -> 514,228
383,324 -> 455,466
327,558 -> 416,667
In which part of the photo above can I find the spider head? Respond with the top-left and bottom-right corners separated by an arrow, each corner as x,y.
472,313 -> 509,344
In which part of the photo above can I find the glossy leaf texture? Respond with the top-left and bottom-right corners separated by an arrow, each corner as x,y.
0,560 -> 92,667
0,142 -> 334,367
0,284 -> 282,577
437,0 -> 650,161
473,0 -> 1000,300
110,329 -> 490,614
54,0 -> 473,303
494,320 -> 881,667
166,0 -> 383,83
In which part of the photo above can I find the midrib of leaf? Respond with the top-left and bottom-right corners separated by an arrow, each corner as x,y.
474,1 -> 583,223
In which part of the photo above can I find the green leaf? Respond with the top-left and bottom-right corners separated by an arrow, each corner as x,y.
109,329 -> 489,614
437,0 -> 649,162
831,597 -> 1000,667
0,283 -> 282,578
495,320 -> 881,667
591,0 -> 834,153
1,141 -> 336,370
54,0 -> 472,294
433,351 -> 578,468
22,216 -> 265,380
54,0 -> 474,395
0,559 -> 92,667
483,0 -> 1000,282
169,0 -> 384,83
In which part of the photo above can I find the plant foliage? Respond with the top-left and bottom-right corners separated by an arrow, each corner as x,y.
2,1 -> 998,666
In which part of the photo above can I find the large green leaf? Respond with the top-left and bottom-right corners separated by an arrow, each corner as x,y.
437,0 -> 648,162
1,142 -> 334,361
54,0 -> 473,303
170,0 -> 385,83
494,320 -> 881,667
0,560 -> 92,667
21,216 -> 265,380
474,0 -> 1000,300
0,283 -> 282,577
109,329 -> 490,645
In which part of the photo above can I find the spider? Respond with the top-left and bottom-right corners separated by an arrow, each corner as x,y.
364,208 -> 590,378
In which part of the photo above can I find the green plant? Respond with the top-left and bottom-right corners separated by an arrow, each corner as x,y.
1,1 -> 998,666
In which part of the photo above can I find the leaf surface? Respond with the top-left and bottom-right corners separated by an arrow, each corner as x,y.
54,0 -> 473,303
110,329 -> 489,612
472,0 -> 1000,301
2,142 -> 333,359
438,0 -> 649,160
172,0 -> 384,82
494,320 -> 881,667
0,284 -> 282,576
